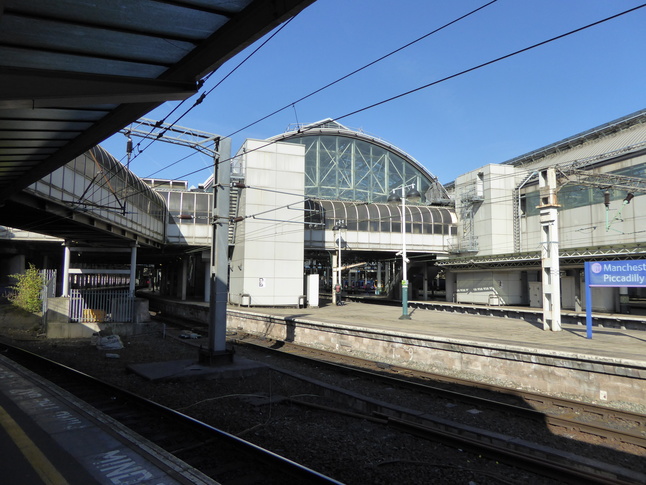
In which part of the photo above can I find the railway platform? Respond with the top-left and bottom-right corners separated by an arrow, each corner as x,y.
233,301 -> 646,409
0,354 -> 213,485
238,299 -> 646,363
1,293 -> 644,483
145,292 -> 646,410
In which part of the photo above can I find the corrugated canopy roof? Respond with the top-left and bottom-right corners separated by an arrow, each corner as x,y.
0,0 -> 314,203
502,109 -> 646,171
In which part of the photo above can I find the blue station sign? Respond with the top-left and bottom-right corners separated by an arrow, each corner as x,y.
587,260 -> 646,287
584,259 -> 646,339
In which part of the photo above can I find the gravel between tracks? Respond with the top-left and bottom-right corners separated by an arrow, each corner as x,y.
1,320 -> 643,485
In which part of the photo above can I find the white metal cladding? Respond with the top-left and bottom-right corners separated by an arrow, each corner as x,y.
156,189 -> 213,245
304,199 -> 456,252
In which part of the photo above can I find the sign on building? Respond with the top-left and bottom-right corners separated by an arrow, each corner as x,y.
584,260 -> 646,338
587,260 -> 646,287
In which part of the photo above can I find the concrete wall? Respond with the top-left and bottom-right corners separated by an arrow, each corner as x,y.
227,309 -> 646,408
46,320 -> 160,339
531,278 -> 615,312
229,140 -> 306,307
455,271 -> 523,305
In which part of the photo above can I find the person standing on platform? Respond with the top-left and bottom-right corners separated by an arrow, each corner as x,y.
335,284 -> 343,306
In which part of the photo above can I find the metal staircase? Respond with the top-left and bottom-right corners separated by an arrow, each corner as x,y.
228,183 -> 242,244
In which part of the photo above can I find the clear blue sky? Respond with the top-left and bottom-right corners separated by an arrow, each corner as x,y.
100,0 -> 646,188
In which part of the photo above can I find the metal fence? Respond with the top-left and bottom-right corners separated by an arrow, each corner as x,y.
40,269 -> 57,315
69,289 -> 134,323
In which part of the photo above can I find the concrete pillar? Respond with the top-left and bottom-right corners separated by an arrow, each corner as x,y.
619,287 -> 630,314
331,253 -> 338,305
203,260 -> 211,303
180,257 -> 188,301
129,245 -> 137,296
422,262 -> 429,301
574,269 -> 582,312
377,262 -> 383,295
208,146 -> 231,354
538,168 -> 561,331
445,270 -> 456,302
62,245 -> 71,297
160,268 -> 167,296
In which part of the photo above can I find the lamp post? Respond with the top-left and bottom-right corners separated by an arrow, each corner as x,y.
333,220 -> 346,305
388,184 -> 421,319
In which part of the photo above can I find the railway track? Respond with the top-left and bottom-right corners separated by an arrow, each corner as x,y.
226,333 -> 646,485
148,312 -> 646,483
4,315 -> 645,484
242,334 -> 646,447
0,342 -> 342,485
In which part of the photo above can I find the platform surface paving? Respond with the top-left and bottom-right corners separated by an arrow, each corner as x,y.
239,301 -> 646,365
0,355 -> 213,485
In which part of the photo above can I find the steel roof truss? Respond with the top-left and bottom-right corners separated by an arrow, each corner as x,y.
559,168 -> 646,194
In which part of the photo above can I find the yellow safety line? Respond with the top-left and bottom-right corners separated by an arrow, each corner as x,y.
0,405 -> 70,485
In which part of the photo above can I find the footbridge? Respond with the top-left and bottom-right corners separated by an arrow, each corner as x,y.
3,145 -> 166,249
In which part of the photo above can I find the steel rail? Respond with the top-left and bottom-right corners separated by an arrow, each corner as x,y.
0,341 -> 343,485
232,335 -> 646,450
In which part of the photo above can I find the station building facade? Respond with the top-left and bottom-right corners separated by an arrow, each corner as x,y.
3,110 -> 646,317
222,111 -> 646,313
442,109 -> 646,313
226,120 -> 456,306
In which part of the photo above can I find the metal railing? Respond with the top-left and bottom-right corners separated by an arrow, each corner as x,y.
69,289 -> 134,323
40,269 -> 57,315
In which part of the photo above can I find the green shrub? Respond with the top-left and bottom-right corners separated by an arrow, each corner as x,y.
8,264 -> 44,314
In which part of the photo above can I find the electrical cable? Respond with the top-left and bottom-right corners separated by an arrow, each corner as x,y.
154,2 -> 646,187
85,14 -> 300,204
222,0 -> 499,140
122,1 -> 501,186
125,15 -> 298,169
331,3 -> 646,125
39,4 -> 646,232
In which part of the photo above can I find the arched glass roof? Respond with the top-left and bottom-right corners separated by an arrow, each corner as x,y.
269,119 -> 450,204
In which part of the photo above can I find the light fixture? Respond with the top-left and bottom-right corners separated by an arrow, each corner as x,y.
333,220 -> 347,305
388,184 -> 421,319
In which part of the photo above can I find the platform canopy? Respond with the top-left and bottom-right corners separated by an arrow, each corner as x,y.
0,0 -> 315,204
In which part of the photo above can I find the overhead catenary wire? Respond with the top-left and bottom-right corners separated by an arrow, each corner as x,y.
122,1 -> 501,187
15,169 -> 642,250
85,14 -> 300,203
40,4 -> 646,227
88,3 -> 644,210
150,2 -> 646,188
221,0 -> 499,140
124,15 -> 299,169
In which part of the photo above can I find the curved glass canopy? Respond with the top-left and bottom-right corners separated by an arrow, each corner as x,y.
270,120 -> 449,204
305,200 -> 457,236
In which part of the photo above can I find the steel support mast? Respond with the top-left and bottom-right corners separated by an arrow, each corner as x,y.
538,168 -> 562,331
